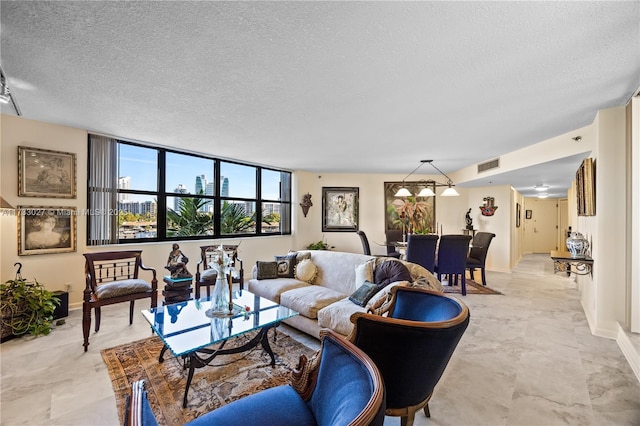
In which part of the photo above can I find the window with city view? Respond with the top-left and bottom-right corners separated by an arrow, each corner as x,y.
87,135 -> 291,245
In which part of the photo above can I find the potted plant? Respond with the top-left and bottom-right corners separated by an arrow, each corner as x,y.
307,240 -> 334,250
0,278 -> 60,340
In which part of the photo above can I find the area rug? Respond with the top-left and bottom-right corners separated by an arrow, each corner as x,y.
101,331 -> 316,426
442,279 -> 502,295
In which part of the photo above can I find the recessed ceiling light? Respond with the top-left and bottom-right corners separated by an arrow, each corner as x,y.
534,185 -> 549,191
537,193 -> 549,199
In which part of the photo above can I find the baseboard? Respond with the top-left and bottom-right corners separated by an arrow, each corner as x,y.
617,323 -> 640,383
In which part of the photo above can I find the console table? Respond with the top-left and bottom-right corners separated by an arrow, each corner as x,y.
550,251 -> 594,276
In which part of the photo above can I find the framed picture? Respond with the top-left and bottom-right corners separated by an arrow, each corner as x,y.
576,157 -> 595,216
322,187 -> 359,232
18,206 -> 77,255
384,181 -> 436,234
525,209 -> 532,219
18,146 -> 77,198
516,203 -> 521,228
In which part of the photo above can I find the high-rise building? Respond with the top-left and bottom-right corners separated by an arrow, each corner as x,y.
118,176 -> 131,201
173,184 -> 188,211
195,174 -> 206,195
221,176 -> 229,197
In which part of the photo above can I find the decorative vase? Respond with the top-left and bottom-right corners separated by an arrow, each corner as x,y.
566,232 -> 589,259
207,275 -> 230,316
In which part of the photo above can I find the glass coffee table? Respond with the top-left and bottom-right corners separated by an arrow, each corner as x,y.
141,290 -> 298,407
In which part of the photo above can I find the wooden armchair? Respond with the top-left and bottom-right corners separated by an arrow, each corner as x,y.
83,251 -> 157,351
195,245 -> 244,298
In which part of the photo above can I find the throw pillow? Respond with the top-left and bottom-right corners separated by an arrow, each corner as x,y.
294,250 -> 311,264
349,281 -> 381,307
374,259 -> 412,286
256,261 -> 278,280
275,253 -> 297,278
295,259 -> 318,284
354,260 -> 374,289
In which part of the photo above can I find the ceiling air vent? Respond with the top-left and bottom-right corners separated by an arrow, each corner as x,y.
477,158 -> 500,173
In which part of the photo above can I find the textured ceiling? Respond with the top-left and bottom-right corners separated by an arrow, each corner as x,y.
1,1 -> 639,198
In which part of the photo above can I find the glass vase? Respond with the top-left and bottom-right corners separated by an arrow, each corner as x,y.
209,275 -> 230,315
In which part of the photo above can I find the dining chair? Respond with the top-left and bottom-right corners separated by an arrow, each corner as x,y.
434,234 -> 472,295
385,229 -> 404,258
466,232 -> 496,286
357,230 -> 400,258
406,234 -> 439,273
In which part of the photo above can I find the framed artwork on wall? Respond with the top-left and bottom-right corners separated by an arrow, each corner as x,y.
525,209 -> 532,219
18,206 -> 77,255
384,181 -> 436,234
18,146 -> 77,198
516,203 -> 521,227
322,187 -> 359,232
576,157 -> 595,216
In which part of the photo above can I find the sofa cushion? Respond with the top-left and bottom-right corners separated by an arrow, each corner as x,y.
280,286 -> 346,319
275,253 -> 297,278
374,259 -> 412,286
354,260 -> 374,289
95,279 -> 151,300
248,278 -> 310,304
295,259 -> 318,284
317,298 -> 366,336
256,261 -> 278,280
309,251 -> 374,294
348,281 -> 381,307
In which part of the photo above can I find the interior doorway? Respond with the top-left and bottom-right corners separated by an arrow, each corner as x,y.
523,198 -> 558,253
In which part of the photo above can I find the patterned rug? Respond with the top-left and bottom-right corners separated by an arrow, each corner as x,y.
101,330 -> 315,425
442,279 -> 502,295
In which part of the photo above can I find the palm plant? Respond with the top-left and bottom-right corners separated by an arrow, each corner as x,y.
221,201 -> 255,234
167,197 -> 213,237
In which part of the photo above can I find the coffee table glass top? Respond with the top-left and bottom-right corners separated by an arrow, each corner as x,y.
141,290 -> 298,357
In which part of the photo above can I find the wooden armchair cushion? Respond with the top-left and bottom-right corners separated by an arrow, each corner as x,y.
94,279 -> 152,300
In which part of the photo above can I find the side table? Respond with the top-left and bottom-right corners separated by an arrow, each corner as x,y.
162,276 -> 193,305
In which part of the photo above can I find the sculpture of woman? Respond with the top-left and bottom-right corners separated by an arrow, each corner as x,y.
165,243 -> 192,279
465,208 -> 473,230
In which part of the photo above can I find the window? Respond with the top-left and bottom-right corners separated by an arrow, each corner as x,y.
87,134 -> 291,245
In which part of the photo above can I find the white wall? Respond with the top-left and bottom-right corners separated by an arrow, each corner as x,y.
2,114 -> 520,308
576,106 -> 628,338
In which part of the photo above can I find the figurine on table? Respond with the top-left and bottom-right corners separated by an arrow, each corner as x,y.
465,208 -> 474,230
165,243 -> 192,279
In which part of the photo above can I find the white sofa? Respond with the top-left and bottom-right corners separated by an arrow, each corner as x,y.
248,250 -> 443,339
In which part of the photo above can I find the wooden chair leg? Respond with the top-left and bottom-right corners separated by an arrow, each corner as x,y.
82,303 -> 91,352
95,307 -> 101,332
481,267 -> 487,286
461,274 -> 467,295
423,403 -> 431,418
129,300 -> 135,325
401,407 -> 417,426
469,268 -> 475,281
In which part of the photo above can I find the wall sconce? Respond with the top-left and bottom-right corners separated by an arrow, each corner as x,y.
300,193 -> 313,217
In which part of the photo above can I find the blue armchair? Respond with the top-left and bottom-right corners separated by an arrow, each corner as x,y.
349,286 -> 469,426
126,329 -> 385,426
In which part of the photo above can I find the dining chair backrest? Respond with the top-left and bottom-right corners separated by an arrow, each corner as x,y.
468,232 -> 495,264
406,234 -> 439,273
356,230 -> 372,255
436,234 -> 472,274
385,229 -> 403,258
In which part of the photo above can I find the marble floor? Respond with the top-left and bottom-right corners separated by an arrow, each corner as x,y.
1,254 -> 639,425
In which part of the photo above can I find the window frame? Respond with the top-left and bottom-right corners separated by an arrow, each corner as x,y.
87,136 -> 292,245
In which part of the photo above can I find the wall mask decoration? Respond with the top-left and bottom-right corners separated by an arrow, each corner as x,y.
300,193 -> 313,217
480,196 -> 498,216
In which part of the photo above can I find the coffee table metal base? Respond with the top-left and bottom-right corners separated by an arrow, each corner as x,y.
158,322 -> 280,408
